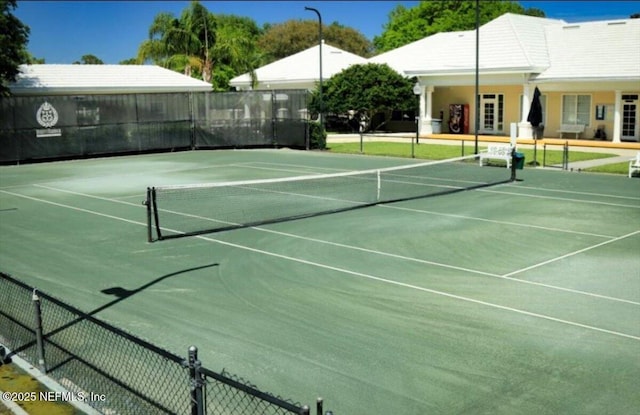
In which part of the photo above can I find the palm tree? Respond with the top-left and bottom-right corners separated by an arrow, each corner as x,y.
212,23 -> 263,89
137,1 -> 263,89
137,3 -> 212,78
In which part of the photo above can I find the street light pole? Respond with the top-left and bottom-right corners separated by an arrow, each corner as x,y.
305,6 -> 323,128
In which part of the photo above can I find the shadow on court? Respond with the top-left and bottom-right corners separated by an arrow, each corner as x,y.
9,263 -> 219,358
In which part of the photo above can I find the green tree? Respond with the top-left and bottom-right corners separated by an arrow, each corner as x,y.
210,14 -> 264,90
373,0 -> 546,53
137,1 -> 262,90
73,54 -> 104,64
257,19 -> 372,62
310,63 -> 416,132
23,50 -> 44,64
137,2 -> 214,79
0,0 -> 30,95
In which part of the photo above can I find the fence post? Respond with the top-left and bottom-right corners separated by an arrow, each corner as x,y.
0,344 -> 7,365
510,147 -> 517,182
188,346 -> 205,415
271,90 -> 277,147
31,289 -> 46,373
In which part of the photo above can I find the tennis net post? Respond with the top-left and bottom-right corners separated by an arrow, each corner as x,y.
145,187 -> 163,242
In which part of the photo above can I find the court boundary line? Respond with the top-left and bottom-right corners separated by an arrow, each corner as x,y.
250,226 -> 640,306
380,205 -> 616,239
28,184 -> 640,306
2,187 -> 639,341
479,189 -> 640,209
502,230 -> 640,278
503,184 -> 640,201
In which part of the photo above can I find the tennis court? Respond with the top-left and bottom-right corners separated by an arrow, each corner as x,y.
1,148 -> 639,414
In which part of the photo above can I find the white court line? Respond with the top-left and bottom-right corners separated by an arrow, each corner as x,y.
479,188 -> 640,209
505,184 -> 640,201
3,187 -> 640,341
502,230 -> 640,278
380,204 -> 616,239
31,184 -> 640,305
251,226 -> 640,306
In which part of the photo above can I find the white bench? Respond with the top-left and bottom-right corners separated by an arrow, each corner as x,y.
557,124 -> 585,139
479,144 -> 513,168
629,152 -> 640,178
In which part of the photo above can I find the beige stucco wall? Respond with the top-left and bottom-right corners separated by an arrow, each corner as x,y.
430,86 -> 640,140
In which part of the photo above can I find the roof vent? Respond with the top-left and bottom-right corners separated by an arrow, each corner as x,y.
563,25 -> 580,29
607,21 -> 627,26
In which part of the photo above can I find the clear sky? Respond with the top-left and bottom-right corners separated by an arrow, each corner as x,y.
13,1 -> 640,64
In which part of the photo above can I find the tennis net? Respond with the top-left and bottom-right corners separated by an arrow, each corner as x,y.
145,153 -> 514,241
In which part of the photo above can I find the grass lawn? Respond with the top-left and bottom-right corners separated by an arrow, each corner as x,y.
326,142 -> 627,174
584,161 -> 633,175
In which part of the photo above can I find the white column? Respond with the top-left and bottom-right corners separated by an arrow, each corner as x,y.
420,85 -> 434,135
518,83 -> 533,139
612,90 -> 622,143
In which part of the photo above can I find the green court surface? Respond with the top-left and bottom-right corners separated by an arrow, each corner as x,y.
1,149 -> 639,415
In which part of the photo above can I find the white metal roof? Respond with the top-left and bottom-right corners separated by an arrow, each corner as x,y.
535,18 -> 640,82
10,64 -> 213,95
370,12 -> 640,86
370,13 -> 566,77
230,41 -> 368,90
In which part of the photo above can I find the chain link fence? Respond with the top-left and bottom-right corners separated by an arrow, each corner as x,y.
0,272 -> 326,415
0,90 -> 310,164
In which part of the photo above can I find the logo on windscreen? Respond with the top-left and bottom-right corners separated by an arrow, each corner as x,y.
36,101 -> 59,128
35,101 -> 62,137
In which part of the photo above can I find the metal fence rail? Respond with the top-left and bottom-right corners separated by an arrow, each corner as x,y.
0,272 -> 326,415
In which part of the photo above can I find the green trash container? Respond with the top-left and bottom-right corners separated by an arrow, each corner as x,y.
514,152 -> 525,170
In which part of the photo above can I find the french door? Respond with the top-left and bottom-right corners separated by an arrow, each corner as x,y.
621,94 -> 639,141
480,94 -> 503,133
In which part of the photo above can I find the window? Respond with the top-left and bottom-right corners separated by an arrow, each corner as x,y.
562,95 -> 591,125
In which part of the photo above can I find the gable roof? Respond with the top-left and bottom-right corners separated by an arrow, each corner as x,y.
536,18 -> 640,82
230,42 -> 368,90
10,64 -> 213,95
370,13 -> 566,76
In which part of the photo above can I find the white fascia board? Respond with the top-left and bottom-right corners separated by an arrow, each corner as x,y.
404,66 -> 543,77
11,86 -> 212,95
530,78 -> 640,92
413,72 -> 535,87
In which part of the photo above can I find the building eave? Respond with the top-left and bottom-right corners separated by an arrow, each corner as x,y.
9,86 -> 212,96
405,66 -> 546,77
